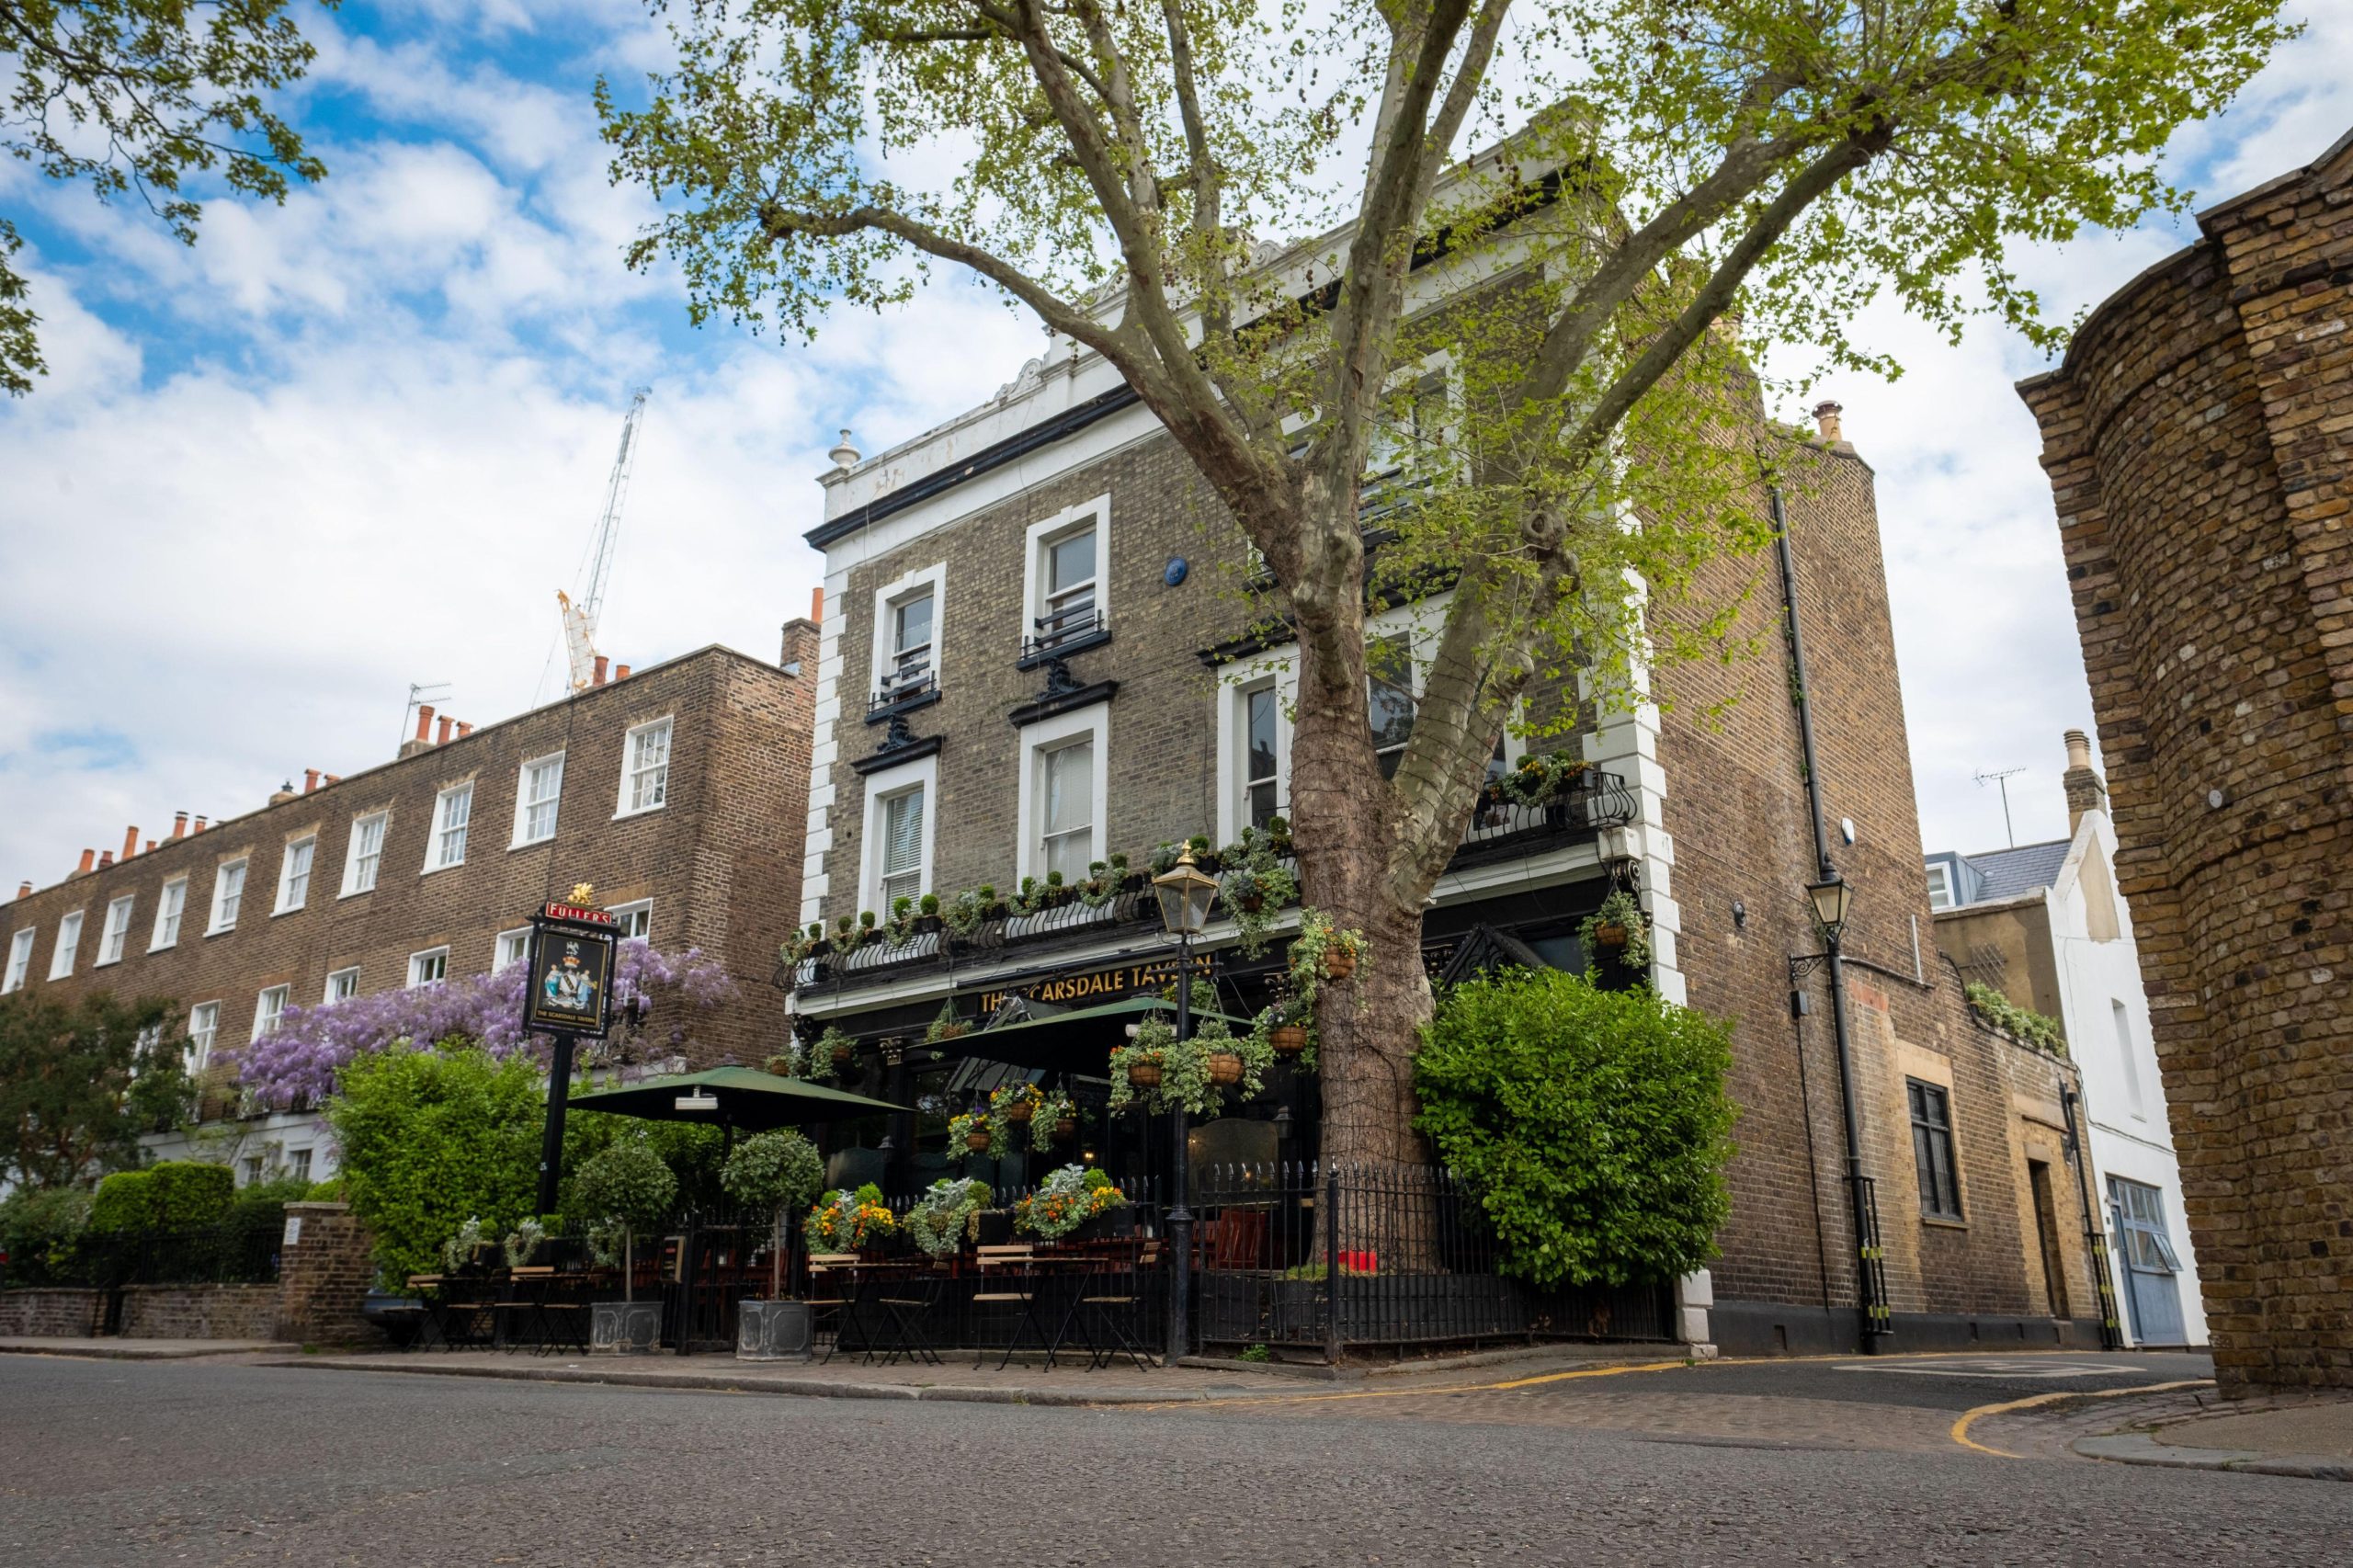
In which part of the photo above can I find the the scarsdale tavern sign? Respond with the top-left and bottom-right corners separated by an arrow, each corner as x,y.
978,951 -> 1212,1015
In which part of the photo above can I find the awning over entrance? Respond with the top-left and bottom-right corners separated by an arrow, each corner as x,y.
566,1066 -> 906,1131
955,996 -> 1256,1073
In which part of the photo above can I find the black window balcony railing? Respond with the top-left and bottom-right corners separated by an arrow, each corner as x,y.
866,665 -> 939,723
1018,603 -> 1109,667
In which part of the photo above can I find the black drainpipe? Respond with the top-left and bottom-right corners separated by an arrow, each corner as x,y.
1774,486 -> 1891,1348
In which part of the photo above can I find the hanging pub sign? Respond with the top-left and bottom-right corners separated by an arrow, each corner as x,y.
524,900 -> 618,1039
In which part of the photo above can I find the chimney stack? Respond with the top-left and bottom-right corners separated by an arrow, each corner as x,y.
593,655 -> 609,687
304,768 -> 320,793
2063,729 -> 2108,836
76,848 -> 95,875
120,826 -> 139,862
172,811 -> 188,840
1812,400 -> 1846,446
614,664 -> 631,681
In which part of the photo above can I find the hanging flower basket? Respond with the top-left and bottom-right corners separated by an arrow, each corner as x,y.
1127,1059 -> 1163,1088
1053,1116 -> 1078,1142
831,1041 -> 856,1067
1005,1099 -> 1035,1125
1594,923 -> 1629,949
964,1128 -> 993,1153
1324,949 -> 1358,982
1269,1023 -> 1309,1057
1207,1050 -> 1245,1086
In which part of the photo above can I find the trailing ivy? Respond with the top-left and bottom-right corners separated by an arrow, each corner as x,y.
1963,982 -> 2068,1056
1415,968 -> 1736,1290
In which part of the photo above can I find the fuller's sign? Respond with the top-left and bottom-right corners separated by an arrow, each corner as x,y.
524,911 -> 618,1038
977,951 -> 1211,1014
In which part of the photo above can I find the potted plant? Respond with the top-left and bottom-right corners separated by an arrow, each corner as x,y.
1217,829 -> 1300,957
978,884 -> 1006,920
1079,853 -> 1129,909
1187,834 -> 1220,873
904,1177 -> 991,1259
501,1218 -> 548,1269
1149,841 -> 1183,876
886,895 -> 919,945
948,1108 -> 996,1153
574,1139 -> 677,1354
915,892 -> 943,934
1578,888 -> 1650,972
1290,909 -> 1368,990
1263,814 -> 1293,856
1013,1165 -> 1129,1243
1108,1014 -> 1273,1119
924,1001 -> 969,1046
721,1130 -> 824,1360
805,1185 -> 898,1256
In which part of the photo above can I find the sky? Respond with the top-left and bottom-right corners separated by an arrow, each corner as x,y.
0,3 -> 2347,891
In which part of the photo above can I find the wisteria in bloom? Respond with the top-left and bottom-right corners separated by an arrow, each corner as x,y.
234,941 -> 739,1110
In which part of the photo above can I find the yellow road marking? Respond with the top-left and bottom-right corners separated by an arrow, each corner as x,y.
1136,1358 -> 1699,1412
1949,1379 -> 2212,1459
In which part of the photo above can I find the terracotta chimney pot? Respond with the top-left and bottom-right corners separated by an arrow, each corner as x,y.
304,768 -> 320,793
121,826 -> 139,861
593,655 -> 609,687
812,585 -> 824,622
415,704 -> 436,743
144,840 -> 155,853
436,716 -> 454,745
193,816 -> 207,833
76,848 -> 95,875
97,850 -> 114,869
15,881 -> 29,901
325,775 -> 340,785
457,722 -> 473,738
1812,400 -> 1845,445
172,811 -> 188,840
615,665 -> 631,681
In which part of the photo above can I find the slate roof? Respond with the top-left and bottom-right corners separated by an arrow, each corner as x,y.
1961,839 -> 2072,903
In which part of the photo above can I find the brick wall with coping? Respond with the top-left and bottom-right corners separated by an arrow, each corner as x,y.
2018,131 -> 2353,1395
118,1283 -> 280,1340
0,1289 -> 106,1336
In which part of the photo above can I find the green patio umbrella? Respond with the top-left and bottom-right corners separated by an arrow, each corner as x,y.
566,1065 -> 907,1133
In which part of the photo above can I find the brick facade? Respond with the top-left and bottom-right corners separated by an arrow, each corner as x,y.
2018,131 -> 2353,1394
116,1283 -> 280,1340
0,1289 -> 107,1336
2,642 -> 819,1134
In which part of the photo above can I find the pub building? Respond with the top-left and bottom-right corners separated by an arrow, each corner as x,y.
788,329 -> 2117,1358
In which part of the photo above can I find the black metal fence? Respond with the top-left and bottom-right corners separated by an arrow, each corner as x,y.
13,1220 -> 285,1290
1194,1161 -> 1675,1356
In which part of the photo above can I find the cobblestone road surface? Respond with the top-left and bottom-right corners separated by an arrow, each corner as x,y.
3,1352 -> 2345,1566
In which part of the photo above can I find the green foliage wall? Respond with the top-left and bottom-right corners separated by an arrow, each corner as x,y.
87,1161 -> 233,1233
1415,968 -> 1737,1289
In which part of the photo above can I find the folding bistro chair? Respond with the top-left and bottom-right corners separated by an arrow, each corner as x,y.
808,1254 -> 862,1363
494,1266 -> 553,1350
970,1245 -> 1038,1369
870,1264 -> 945,1368
1080,1240 -> 1161,1370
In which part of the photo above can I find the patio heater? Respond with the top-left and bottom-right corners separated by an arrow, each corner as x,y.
1152,847 -> 1218,1363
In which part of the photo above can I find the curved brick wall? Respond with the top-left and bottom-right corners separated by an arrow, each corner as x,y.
2020,132 -> 2353,1395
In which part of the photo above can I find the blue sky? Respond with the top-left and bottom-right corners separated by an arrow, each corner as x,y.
0,3 -> 2347,892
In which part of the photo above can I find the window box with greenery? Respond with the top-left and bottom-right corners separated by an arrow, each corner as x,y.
574,1138 -> 679,1353
722,1129 -> 824,1359
1012,1164 -> 1129,1243
1415,968 -> 1735,1290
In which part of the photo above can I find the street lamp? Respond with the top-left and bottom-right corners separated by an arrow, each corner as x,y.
1806,871 -> 1852,943
1152,847 -> 1217,1362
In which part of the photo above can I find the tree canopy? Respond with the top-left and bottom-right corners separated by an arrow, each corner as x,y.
1,0 -> 331,395
0,990 -> 194,1190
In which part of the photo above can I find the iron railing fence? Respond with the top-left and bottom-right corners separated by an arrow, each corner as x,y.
21,1218 -> 286,1290
1193,1160 -> 1676,1356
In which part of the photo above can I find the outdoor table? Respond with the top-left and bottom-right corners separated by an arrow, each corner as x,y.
993,1247 -> 1103,1372
826,1259 -> 941,1368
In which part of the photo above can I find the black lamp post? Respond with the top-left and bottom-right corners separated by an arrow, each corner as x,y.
1152,847 -> 1217,1363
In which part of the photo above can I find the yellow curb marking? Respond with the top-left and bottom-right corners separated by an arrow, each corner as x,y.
1949,1379 -> 2213,1459
1132,1358 -> 1699,1412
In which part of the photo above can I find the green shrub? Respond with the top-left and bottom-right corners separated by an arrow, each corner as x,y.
305,1176 -> 348,1202
1415,968 -> 1737,1289
572,1137 -> 678,1299
87,1169 -> 153,1233
229,1176 -> 313,1227
0,1187 -> 93,1284
86,1161 -> 233,1233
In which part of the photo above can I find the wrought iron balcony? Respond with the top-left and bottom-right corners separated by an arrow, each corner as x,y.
866,665 -> 939,723
1017,603 -> 1109,668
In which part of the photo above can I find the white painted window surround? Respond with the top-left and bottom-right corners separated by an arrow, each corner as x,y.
275,835 -> 315,914
495,926 -> 533,971
188,1001 -> 220,1072
514,752 -> 565,846
341,811 -> 387,896
1020,495 -> 1110,653
252,984 -> 289,1041
424,783 -> 472,873
869,562 -> 948,701
324,967 -> 359,1003
618,717 -> 675,817
608,900 -> 653,941
207,860 -> 247,935
408,947 -> 449,988
48,910 -> 83,978
4,926 -> 34,992
858,751 -> 938,919
151,877 -> 187,949
97,895 -> 134,965
1016,702 -> 1108,888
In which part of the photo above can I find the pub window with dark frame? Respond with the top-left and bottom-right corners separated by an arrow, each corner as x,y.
1908,1078 -> 1963,1220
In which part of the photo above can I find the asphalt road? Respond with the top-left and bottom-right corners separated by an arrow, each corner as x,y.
2,1352 -> 2346,1566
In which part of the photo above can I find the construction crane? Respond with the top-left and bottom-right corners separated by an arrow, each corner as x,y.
559,388 -> 652,690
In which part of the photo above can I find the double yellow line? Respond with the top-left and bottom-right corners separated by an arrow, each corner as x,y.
1949,1379 -> 2212,1458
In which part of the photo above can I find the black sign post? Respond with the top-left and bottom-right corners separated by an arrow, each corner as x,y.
524,900 -> 618,1217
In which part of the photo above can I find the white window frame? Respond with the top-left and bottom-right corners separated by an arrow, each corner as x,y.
511,752 -> 565,847
423,782 -> 473,874
857,751 -> 938,920
97,895 -> 134,966
1925,862 -> 1955,912
494,926 -> 533,971
878,785 -> 928,908
608,899 -> 653,942
407,947 -> 449,989
1215,656 -> 1298,847
47,910 -> 83,978
207,858 -> 247,935
151,876 -> 187,950
285,1146 -> 314,1184
1021,494 -> 1110,653
1363,351 -> 1460,491
616,716 -> 676,819
324,966 -> 360,1004
275,834 -> 316,915
869,562 -> 949,700
5,926 -> 35,992
252,983 -> 289,1042
1015,701 -> 1108,888
188,1001 -> 221,1073
340,811 -> 387,897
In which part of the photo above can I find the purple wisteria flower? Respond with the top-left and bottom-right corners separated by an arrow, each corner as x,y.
233,941 -> 739,1110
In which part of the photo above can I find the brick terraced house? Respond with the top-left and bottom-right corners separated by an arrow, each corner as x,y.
2018,129 -> 2353,1395
2,633 -> 819,1183
787,321 -> 2116,1356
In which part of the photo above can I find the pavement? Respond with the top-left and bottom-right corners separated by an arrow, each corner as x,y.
0,1335 -> 294,1359
6,1347 -> 2348,1565
2067,1387 -> 2353,1482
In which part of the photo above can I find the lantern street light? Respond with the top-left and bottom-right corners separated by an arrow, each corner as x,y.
1805,871 -> 1853,943
1152,847 -> 1218,1361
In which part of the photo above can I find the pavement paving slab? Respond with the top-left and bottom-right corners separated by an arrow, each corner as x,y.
2068,1389 -> 2353,1483
0,1336 -> 294,1360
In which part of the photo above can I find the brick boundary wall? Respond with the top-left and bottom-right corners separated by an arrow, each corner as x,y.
118,1283 -> 282,1340
2018,131 -> 2353,1395
0,1289 -> 108,1336
275,1201 -> 380,1346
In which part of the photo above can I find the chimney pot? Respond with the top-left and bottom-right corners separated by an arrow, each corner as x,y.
97,851 -> 113,869
436,716 -> 454,745
172,811 -> 188,840
15,881 -> 29,900
2064,729 -> 2092,771
415,704 -> 436,743
2063,729 -> 2108,835
76,848 -> 95,875
812,585 -> 824,623
120,826 -> 139,861
304,768 -> 320,793
325,774 -> 340,785
144,840 -> 155,853
193,816 -> 207,833
614,664 -> 631,681
593,655 -> 609,687
457,722 -> 473,738
1812,400 -> 1845,446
